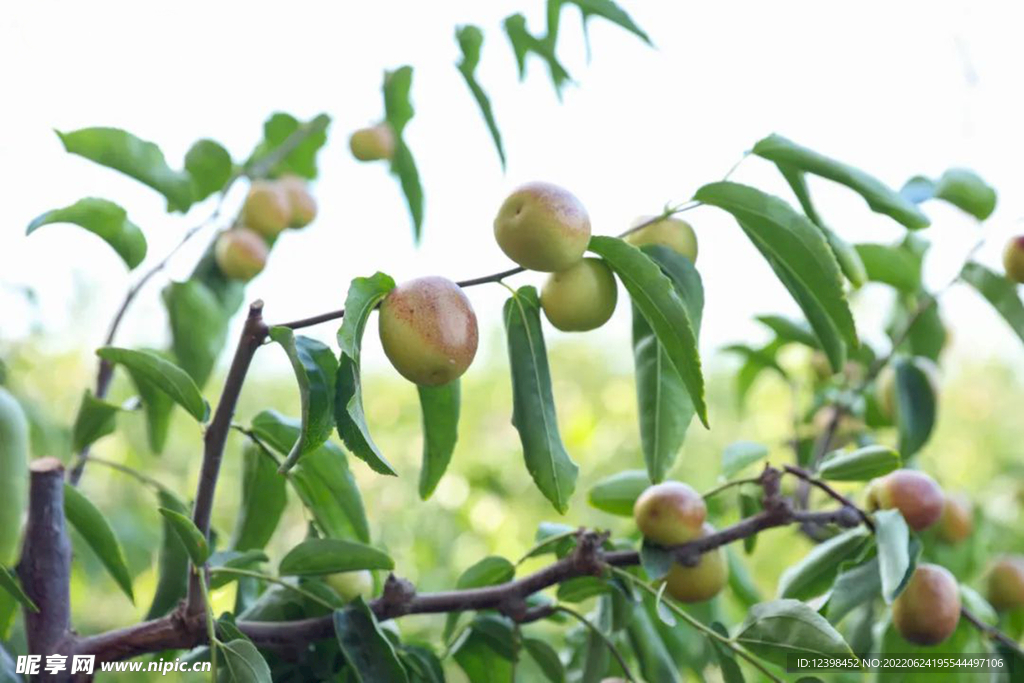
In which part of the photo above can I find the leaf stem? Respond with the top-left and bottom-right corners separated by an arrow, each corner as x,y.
208,567 -> 338,610
702,477 -> 761,500
555,604 -> 637,683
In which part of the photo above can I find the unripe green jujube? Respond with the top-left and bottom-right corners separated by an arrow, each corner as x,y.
865,469 -> 944,531
241,180 -> 292,238
986,556 -> 1024,612
625,216 -> 698,263
325,570 -> 374,603
0,387 -> 29,566
214,229 -> 269,282
876,358 -> 940,421
892,563 -> 961,645
349,124 -> 396,162
279,175 -> 317,229
663,523 -> 728,603
493,182 -> 591,272
633,481 -> 706,546
936,493 -> 972,544
540,258 -> 618,332
378,276 -> 479,386
1004,236 -> 1024,284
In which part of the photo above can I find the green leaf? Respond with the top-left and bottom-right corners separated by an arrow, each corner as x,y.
558,577 -> 610,603
524,637 -> 565,683
383,67 -> 424,241
639,539 -> 673,581
247,112 -> 330,180
146,490 -> 191,619
444,556 -> 516,642
56,127 -> 194,211
454,625 -> 515,682
218,638 -> 272,683
734,599 -> 856,666
695,181 -> 857,372
417,381 -> 460,500
588,469 -> 649,516
335,273 -> 397,475
399,644 -> 445,683
27,198 -> 146,269
855,243 -> 922,292
503,286 -> 579,513
817,445 -> 901,481
755,315 -> 821,349
901,169 -> 997,220
740,485 -> 762,554
97,347 -> 208,422
626,605 -> 682,683
268,327 -> 338,472
752,134 -> 930,230
158,507 -> 209,566
71,389 -> 121,452
504,13 -> 572,94
822,556 -> 881,623
589,236 -> 707,426
64,484 -> 134,601
777,527 -> 873,600
721,441 -> 769,478
709,622 -> 745,683
130,349 -> 176,453
960,262 -> 1024,346
209,550 -> 269,590
874,509 -> 911,603
279,538 -> 393,576
0,564 -> 37,612
163,279 -> 230,387
894,357 -> 937,458
185,139 -> 233,202
232,442 -> 287,552
566,0 -> 651,44
334,598 -> 410,683
252,410 -> 369,542
726,547 -> 763,608
455,26 -> 505,168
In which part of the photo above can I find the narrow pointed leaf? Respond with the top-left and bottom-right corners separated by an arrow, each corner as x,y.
97,347 -> 208,422
383,67 -> 424,240
817,445 -> 900,481
709,622 -> 745,683
854,243 -> 922,292
71,390 -> 121,452
232,442 -> 287,551
721,440 -> 769,478
163,279 -> 230,388
504,13 -> 572,93
894,357 -> 937,458
158,507 -> 209,566
777,527 -> 873,599
27,198 -> 146,269
524,637 -> 565,683
218,638 -> 272,683
960,262 -> 1024,346
146,490 -> 191,619
0,565 -> 37,612
588,469 -> 649,516
566,0 -> 651,44
64,484 -> 134,601
246,112 -> 330,180
734,599 -> 856,666
456,26 -> 505,168
130,350 -> 176,453
279,539 -> 392,576
901,169 -> 997,220
444,556 -> 516,641
334,598 -> 410,682
756,315 -> 820,349
417,381 -> 460,500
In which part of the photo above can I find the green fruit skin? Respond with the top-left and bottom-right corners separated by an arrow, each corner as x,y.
936,494 -> 972,544
325,570 -> 374,603
241,181 -> 292,238
987,556 -> 1024,612
541,258 -> 618,332
215,229 -> 269,282
663,523 -> 727,603
633,481 -> 706,546
493,182 -> 591,272
349,124 -> 395,162
625,217 -> 698,263
865,469 -> 944,531
0,388 -> 29,566
279,176 -> 317,229
877,358 -> 941,421
379,276 -> 479,387
892,564 -> 960,646
1004,236 -> 1024,283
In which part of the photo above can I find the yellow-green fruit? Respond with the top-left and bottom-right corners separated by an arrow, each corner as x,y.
892,564 -> 961,645
349,124 -> 396,162
663,523 -> 728,603
986,556 -> 1024,612
214,229 -> 269,282
540,258 -> 618,332
633,481 -> 706,546
325,570 -> 374,603
0,388 -> 28,565
1004,236 -> 1024,283
936,494 -> 972,544
865,469 -> 944,531
625,216 -> 698,263
493,182 -> 591,272
279,175 -> 317,228
378,276 -> 479,386
241,180 -> 292,238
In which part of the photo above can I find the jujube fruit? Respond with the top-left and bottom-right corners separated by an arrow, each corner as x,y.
325,570 -> 374,603
493,182 -> 591,272
0,387 -> 29,566
214,229 -> 269,282
241,180 -> 292,238
378,276 -> 479,386
865,469 -> 944,531
279,175 -> 317,229
875,358 -> 940,421
1003,236 -> 1024,284
986,556 -> 1024,612
936,493 -> 972,544
633,481 -> 706,546
349,124 -> 396,162
625,216 -> 698,263
540,258 -> 618,332
892,563 -> 960,646
663,523 -> 728,603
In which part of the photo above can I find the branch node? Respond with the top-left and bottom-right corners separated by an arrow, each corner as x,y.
381,574 -> 416,613
572,529 -> 609,576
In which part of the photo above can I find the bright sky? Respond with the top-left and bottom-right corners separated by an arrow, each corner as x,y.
2,1 -> 1023,377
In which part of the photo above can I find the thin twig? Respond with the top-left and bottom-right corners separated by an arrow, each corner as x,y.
960,606 -> 1024,658
208,567 -> 337,611
702,476 -> 761,500
783,465 -> 874,531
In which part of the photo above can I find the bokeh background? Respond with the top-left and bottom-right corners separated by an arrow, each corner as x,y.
2,1 -> 1024,680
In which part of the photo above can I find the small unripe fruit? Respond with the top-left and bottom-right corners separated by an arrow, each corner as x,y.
493,182 -> 591,272
241,180 -> 291,238
663,523 -> 728,603
349,124 -> 396,162
1004,236 -> 1024,284
214,229 -> 268,282
279,175 -> 317,229
892,563 -> 960,646
540,258 -> 618,332
379,276 -> 479,386
633,481 -> 706,546
936,494 -> 972,544
865,469 -> 944,531
625,216 -> 698,263
325,570 -> 374,603
876,359 -> 940,421
986,556 -> 1024,612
